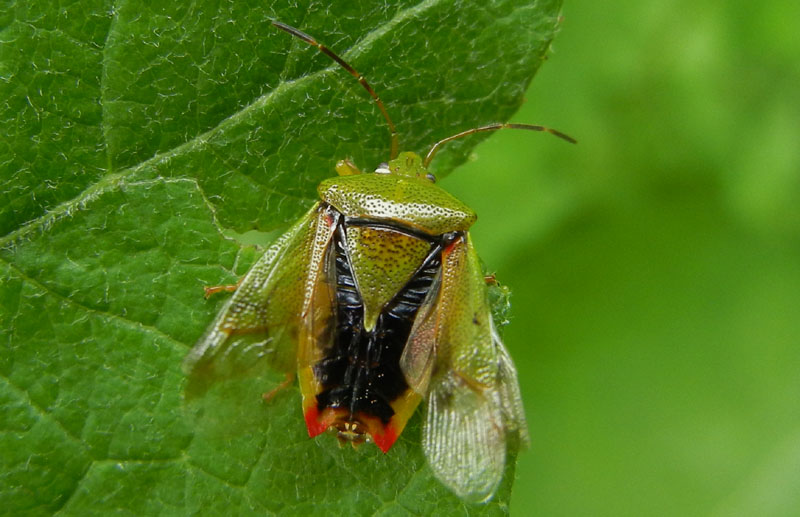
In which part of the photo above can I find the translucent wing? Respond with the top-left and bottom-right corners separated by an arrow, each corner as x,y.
398,267 -> 442,396
421,234 -> 528,502
183,204 -> 335,395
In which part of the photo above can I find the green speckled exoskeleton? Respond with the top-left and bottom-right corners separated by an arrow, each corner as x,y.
184,20 -> 575,502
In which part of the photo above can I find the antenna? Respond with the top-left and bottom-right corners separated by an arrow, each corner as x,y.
272,21 -> 399,159
424,123 -> 576,167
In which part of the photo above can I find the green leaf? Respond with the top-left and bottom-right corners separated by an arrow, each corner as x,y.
0,1 -> 562,514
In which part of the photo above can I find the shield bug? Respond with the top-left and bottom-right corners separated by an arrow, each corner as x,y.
184,20 -> 575,502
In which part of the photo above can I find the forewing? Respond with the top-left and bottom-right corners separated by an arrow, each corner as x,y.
295,228 -> 339,436
183,204 -> 333,395
297,215 -> 339,370
492,319 -> 529,447
422,234 -> 528,502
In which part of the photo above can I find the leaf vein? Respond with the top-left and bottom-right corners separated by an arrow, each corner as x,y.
1,257 -> 189,351
0,374 -> 90,452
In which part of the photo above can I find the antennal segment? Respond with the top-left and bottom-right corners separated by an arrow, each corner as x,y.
272,21 -> 399,159
423,123 -> 576,168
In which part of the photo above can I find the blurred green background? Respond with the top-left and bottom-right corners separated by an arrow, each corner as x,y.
445,0 -> 800,514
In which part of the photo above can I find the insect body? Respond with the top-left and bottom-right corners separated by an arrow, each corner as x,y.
184,21 -> 574,502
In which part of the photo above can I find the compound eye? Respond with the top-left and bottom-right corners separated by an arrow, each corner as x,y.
375,162 -> 390,174
426,173 -> 436,183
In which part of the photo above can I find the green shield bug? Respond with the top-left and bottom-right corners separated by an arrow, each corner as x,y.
184,20 -> 575,502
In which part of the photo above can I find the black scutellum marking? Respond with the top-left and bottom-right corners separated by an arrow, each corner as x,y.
313,211 -> 460,424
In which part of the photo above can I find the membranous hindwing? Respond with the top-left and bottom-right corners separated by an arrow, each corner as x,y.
422,234 -> 528,501
183,203 -> 334,396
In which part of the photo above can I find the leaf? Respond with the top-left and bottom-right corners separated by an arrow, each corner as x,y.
0,1 -> 562,514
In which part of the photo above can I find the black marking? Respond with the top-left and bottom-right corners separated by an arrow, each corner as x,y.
313,216 -> 457,424
345,217 -> 440,243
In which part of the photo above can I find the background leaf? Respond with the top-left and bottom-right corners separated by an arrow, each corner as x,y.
0,0 -> 563,514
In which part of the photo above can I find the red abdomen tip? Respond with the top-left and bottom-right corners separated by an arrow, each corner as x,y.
304,406 -> 328,437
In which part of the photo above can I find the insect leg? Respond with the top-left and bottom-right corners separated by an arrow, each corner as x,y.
203,279 -> 242,299
262,372 -> 296,402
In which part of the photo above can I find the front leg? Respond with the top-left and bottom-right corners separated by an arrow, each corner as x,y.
203,279 -> 242,299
